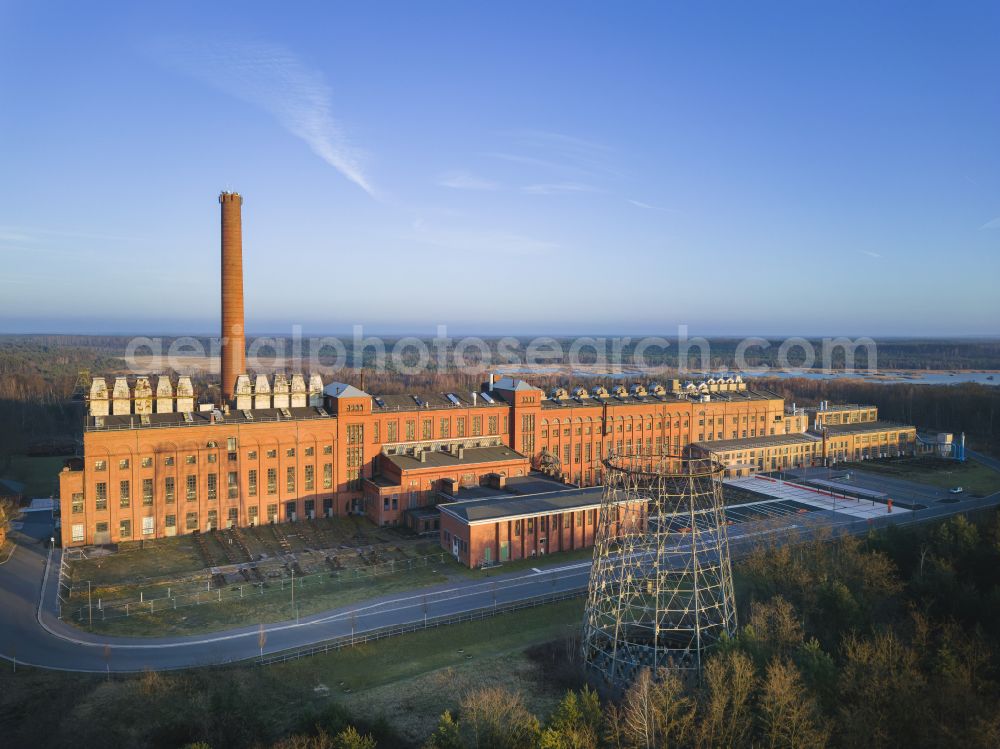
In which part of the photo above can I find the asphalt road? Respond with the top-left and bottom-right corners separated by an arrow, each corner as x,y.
2,477 -> 998,673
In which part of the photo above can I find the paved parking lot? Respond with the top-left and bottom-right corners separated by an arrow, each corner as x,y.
783,466 -> 964,507
726,474 -> 912,519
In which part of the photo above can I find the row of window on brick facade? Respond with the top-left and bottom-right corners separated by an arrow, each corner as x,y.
373,414 -> 505,443
91,443 -> 334,472
74,463 -> 335,513
73,503 -> 285,542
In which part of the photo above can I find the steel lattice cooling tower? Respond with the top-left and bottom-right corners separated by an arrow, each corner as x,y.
582,451 -> 737,689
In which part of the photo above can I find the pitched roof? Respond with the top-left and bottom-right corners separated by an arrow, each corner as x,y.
492,376 -> 539,392
323,382 -> 369,399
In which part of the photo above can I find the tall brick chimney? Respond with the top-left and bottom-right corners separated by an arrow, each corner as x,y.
219,191 -> 246,403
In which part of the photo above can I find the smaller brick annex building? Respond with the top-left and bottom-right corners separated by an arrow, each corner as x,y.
438,482 -> 648,568
439,485 -> 604,566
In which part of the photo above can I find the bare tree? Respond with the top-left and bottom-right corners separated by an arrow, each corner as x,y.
619,668 -> 696,749
759,658 -> 828,749
459,686 -> 540,749
699,650 -> 756,749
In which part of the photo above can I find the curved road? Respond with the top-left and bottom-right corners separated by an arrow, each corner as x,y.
2,480 -> 998,673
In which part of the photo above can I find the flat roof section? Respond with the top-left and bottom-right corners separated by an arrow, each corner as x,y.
443,474 -> 573,501
819,420 -> 914,436
804,403 -> 874,412
86,406 -> 331,432
439,486 -> 606,524
384,445 -> 527,472
693,432 -> 822,452
372,391 -> 508,413
539,387 -> 781,410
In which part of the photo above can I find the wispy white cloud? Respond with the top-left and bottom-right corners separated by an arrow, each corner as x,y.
980,216 -> 1000,230
0,230 -> 33,244
153,38 -> 374,197
498,129 -> 621,177
0,226 -> 142,259
504,129 -> 613,152
521,182 -> 601,195
409,222 -> 559,257
861,250 -> 882,259
0,225 -> 142,243
436,170 -> 499,191
627,199 -> 672,212
482,151 -> 584,173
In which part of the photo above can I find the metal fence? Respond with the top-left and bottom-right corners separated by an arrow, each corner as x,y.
61,551 -> 450,623
257,587 -> 588,666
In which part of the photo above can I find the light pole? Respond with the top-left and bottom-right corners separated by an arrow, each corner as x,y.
290,568 -> 296,622
88,581 -> 93,628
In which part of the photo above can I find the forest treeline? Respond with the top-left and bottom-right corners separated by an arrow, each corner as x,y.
4,334 -> 1000,372
0,339 -> 125,455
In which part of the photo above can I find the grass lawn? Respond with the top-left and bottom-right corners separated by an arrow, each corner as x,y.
66,534 -> 592,636
0,598 -> 585,748
0,455 -> 65,499
842,456 -> 1000,496
71,536 -> 207,586
451,545 -> 595,579
65,520 -> 600,636
272,596 -> 583,693
64,517 -> 469,636
323,597 -> 584,744
73,564 -> 452,636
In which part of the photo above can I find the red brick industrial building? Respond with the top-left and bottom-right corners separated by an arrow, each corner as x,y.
57,192 -> 919,567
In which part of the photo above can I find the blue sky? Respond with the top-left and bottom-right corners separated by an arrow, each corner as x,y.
1,1 -> 998,337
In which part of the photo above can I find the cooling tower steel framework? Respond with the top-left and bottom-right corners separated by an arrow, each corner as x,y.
582,451 -> 737,689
